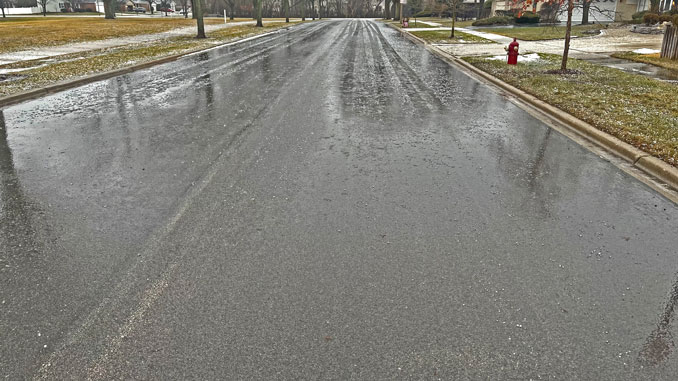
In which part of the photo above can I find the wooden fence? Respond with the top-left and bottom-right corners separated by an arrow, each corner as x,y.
661,24 -> 678,60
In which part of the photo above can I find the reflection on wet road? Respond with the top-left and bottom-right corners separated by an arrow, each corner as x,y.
1,20 -> 677,379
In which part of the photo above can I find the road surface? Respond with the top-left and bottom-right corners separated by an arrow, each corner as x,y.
1,19 -> 677,379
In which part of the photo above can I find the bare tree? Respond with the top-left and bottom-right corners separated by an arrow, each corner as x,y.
255,0 -> 262,26
37,0 -> 50,15
223,0 -> 235,19
103,0 -> 116,19
560,0 -> 573,70
179,0 -> 189,17
1,0 -> 7,18
192,0 -> 206,37
580,0 -> 592,24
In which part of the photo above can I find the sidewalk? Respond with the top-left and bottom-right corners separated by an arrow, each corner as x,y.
0,20 -> 257,68
431,26 -> 663,59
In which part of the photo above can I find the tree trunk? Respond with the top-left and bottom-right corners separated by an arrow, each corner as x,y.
230,2 -> 235,19
284,0 -> 289,22
394,1 -> 399,20
193,0 -> 206,38
581,0 -> 591,25
256,0 -> 263,26
1,4 -> 6,18
450,5 -> 456,38
302,0 -> 306,21
384,0 -> 390,19
561,0 -> 573,71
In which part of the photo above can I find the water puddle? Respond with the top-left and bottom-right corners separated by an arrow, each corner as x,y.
582,55 -> 678,84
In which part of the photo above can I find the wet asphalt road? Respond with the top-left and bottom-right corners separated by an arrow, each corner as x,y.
1,19 -> 678,379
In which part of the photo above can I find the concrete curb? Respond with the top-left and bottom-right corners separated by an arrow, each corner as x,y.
386,22 -> 678,193
0,29 -> 284,108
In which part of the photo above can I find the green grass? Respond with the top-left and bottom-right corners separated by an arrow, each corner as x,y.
464,53 -> 678,167
388,20 -> 434,28
476,24 -> 603,40
385,18 -> 474,29
403,21 -> 436,28
414,17 -> 475,28
611,51 -> 678,74
411,30 -> 494,44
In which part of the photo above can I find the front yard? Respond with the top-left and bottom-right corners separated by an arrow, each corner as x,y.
411,30 -> 493,44
0,17 -> 226,53
475,24 -> 604,41
464,54 -> 678,167
0,22 -> 299,98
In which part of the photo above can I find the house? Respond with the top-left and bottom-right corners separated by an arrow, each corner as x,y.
658,0 -> 674,11
121,0 -> 151,12
490,0 -> 652,22
75,0 -> 105,12
0,0 -> 103,14
2,0 -> 59,14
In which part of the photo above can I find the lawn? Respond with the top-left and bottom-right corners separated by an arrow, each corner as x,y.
611,51 -> 678,74
411,30 -> 494,44
464,53 -> 678,167
0,22 -> 297,97
413,17 -> 475,28
388,20 -> 435,28
0,17 -> 225,53
476,24 -> 603,40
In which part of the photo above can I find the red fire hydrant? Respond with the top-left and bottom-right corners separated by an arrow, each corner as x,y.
506,38 -> 519,65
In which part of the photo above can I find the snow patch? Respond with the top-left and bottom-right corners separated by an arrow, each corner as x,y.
632,48 -> 660,55
486,53 -> 541,63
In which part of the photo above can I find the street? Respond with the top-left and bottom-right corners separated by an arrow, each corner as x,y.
1,19 -> 677,379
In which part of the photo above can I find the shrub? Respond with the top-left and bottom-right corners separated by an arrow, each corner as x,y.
539,2 -> 560,23
632,11 -> 649,21
472,16 -> 512,26
643,13 -> 660,25
658,14 -> 673,22
515,11 -> 540,24
413,11 -> 434,17
496,9 -> 518,17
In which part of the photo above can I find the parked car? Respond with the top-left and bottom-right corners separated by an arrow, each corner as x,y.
158,8 -> 174,12
133,7 -> 146,13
